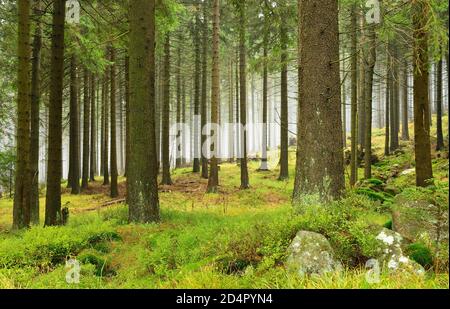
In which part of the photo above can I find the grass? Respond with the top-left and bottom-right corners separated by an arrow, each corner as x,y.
0,116 -> 448,289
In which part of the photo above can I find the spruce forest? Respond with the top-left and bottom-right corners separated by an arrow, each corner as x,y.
0,0 -> 448,289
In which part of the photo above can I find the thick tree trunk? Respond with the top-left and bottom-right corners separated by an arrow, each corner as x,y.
13,0 -> 32,229
239,1 -> 249,189
293,0 -> 345,203
412,0 -> 433,187
207,0 -> 220,193
161,34 -> 173,185
45,0 -> 65,226
128,0 -> 160,223
30,0 -> 42,225
110,47 -> 119,197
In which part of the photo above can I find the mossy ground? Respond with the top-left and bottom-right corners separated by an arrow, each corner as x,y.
0,116 -> 448,289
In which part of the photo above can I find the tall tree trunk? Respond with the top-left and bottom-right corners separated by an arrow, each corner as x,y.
358,13 -> 366,151
181,77 -> 187,165
13,0 -> 32,229
103,73 -> 110,185
176,35 -> 182,169
128,0 -> 160,223
69,56 -> 81,194
350,4 -> 358,186
228,58 -> 235,163
342,57 -> 347,149
125,56 -> 130,177
401,60 -> 410,141
235,48 -> 240,161
201,3 -> 209,179
193,11 -> 201,173
100,77 -> 105,176
110,47 -> 119,197
390,48 -> 400,152
293,0 -> 345,203
364,25 -> 377,179
385,50 -> 391,156
119,66 -> 124,174
279,11 -> 289,181
45,0 -> 65,226
81,68 -> 90,190
238,1 -> 249,189
412,0 -> 433,187
436,46 -> 444,151
259,31 -> 269,171
161,34 -> 173,185
90,73 -> 97,181
30,0 -> 42,225
207,0 -> 220,193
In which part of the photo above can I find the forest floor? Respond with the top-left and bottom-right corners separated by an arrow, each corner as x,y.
0,116 -> 448,289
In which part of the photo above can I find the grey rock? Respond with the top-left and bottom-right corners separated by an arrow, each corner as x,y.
286,231 -> 342,277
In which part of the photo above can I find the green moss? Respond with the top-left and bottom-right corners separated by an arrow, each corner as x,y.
383,220 -> 393,230
406,243 -> 433,269
78,250 -> 115,277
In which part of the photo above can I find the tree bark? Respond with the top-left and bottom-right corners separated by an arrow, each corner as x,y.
238,1 -> 249,189
45,0 -> 65,226
412,0 -> 433,187
436,46 -> 444,151
110,47 -> 119,197
293,0 -> 345,202
69,56 -> 81,194
193,10 -> 201,173
364,24 -> 377,179
279,10 -> 289,181
103,72 -> 110,185
30,0 -> 42,225
201,2 -> 209,179
90,73 -> 97,181
81,68 -> 90,190
161,34 -> 173,185
207,0 -> 220,193
350,4 -> 358,186
401,60 -> 410,141
128,0 -> 160,223
13,0 -> 32,229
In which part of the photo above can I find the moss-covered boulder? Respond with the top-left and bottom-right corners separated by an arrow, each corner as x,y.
392,196 -> 449,245
286,231 -> 342,277
374,228 -> 425,277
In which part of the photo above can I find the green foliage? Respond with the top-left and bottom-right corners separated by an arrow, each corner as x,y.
0,220 -> 119,270
406,243 -> 434,269
0,148 -> 15,194
78,250 -> 115,277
